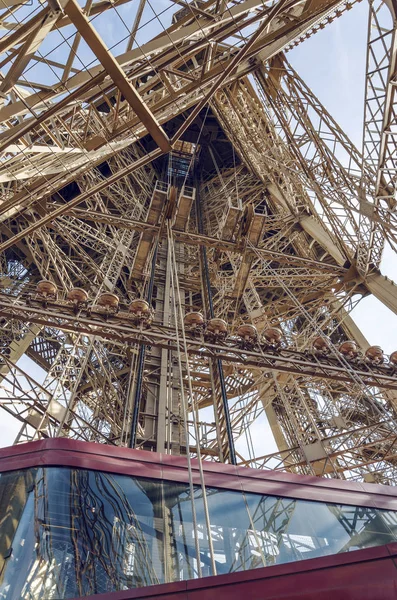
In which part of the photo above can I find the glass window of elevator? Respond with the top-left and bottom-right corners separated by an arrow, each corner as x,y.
1,467 -> 397,599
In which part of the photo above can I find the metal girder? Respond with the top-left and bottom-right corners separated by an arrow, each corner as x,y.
0,294 -> 397,390
242,418 -> 397,476
170,0 -> 291,144
215,71 -> 397,318
125,0 -> 146,52
0,9 -> 61,99
0,356 -> 117,444
357,0 -> 397,275
61,0 -> 171,153
50,207 -> 345,274
0,324 -> 41,379
0,148 -> 162,252
1,0 -> 397,486
256,57 -> 369,259
300,214 -> 397,315
365,272 -> 397,315
0,0 -> 345,205
0,7 -> 50,54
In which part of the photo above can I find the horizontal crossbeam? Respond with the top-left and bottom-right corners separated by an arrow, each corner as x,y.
0,294 -> 396,390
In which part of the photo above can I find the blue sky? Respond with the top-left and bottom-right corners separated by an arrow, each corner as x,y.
1,1 -> 397,449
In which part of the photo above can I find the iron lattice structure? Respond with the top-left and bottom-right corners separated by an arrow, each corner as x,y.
1,0 -> 397,483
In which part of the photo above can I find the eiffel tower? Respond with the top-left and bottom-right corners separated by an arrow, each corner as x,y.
1,0 -> 397,486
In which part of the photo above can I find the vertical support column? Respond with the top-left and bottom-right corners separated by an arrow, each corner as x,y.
156,243 -> 171,454
129,186 -> 185,455
151,240 -> 184,455
129,244 -> 158,449
195,176 -> 236,464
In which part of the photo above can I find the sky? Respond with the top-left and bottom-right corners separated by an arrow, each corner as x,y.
1,1 -> 397,451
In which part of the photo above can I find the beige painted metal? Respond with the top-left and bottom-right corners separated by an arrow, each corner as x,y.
61,0 -> 171,153
366,273 -> 397,316
1,0 -> 397,486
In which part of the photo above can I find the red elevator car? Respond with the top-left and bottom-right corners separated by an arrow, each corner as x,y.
0,439 -> 397,600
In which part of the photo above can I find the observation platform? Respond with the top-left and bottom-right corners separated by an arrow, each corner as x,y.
1,440 -> 397,599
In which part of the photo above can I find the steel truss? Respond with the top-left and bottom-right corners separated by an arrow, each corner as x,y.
1,0 -> 397,484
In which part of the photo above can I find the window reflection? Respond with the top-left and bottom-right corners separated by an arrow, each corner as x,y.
0,467 -> 396,599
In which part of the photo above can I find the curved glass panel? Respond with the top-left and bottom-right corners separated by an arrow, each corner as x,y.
1,467 -> 397,599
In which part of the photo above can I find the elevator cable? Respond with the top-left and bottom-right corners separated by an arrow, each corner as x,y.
167,219 -> 217,577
